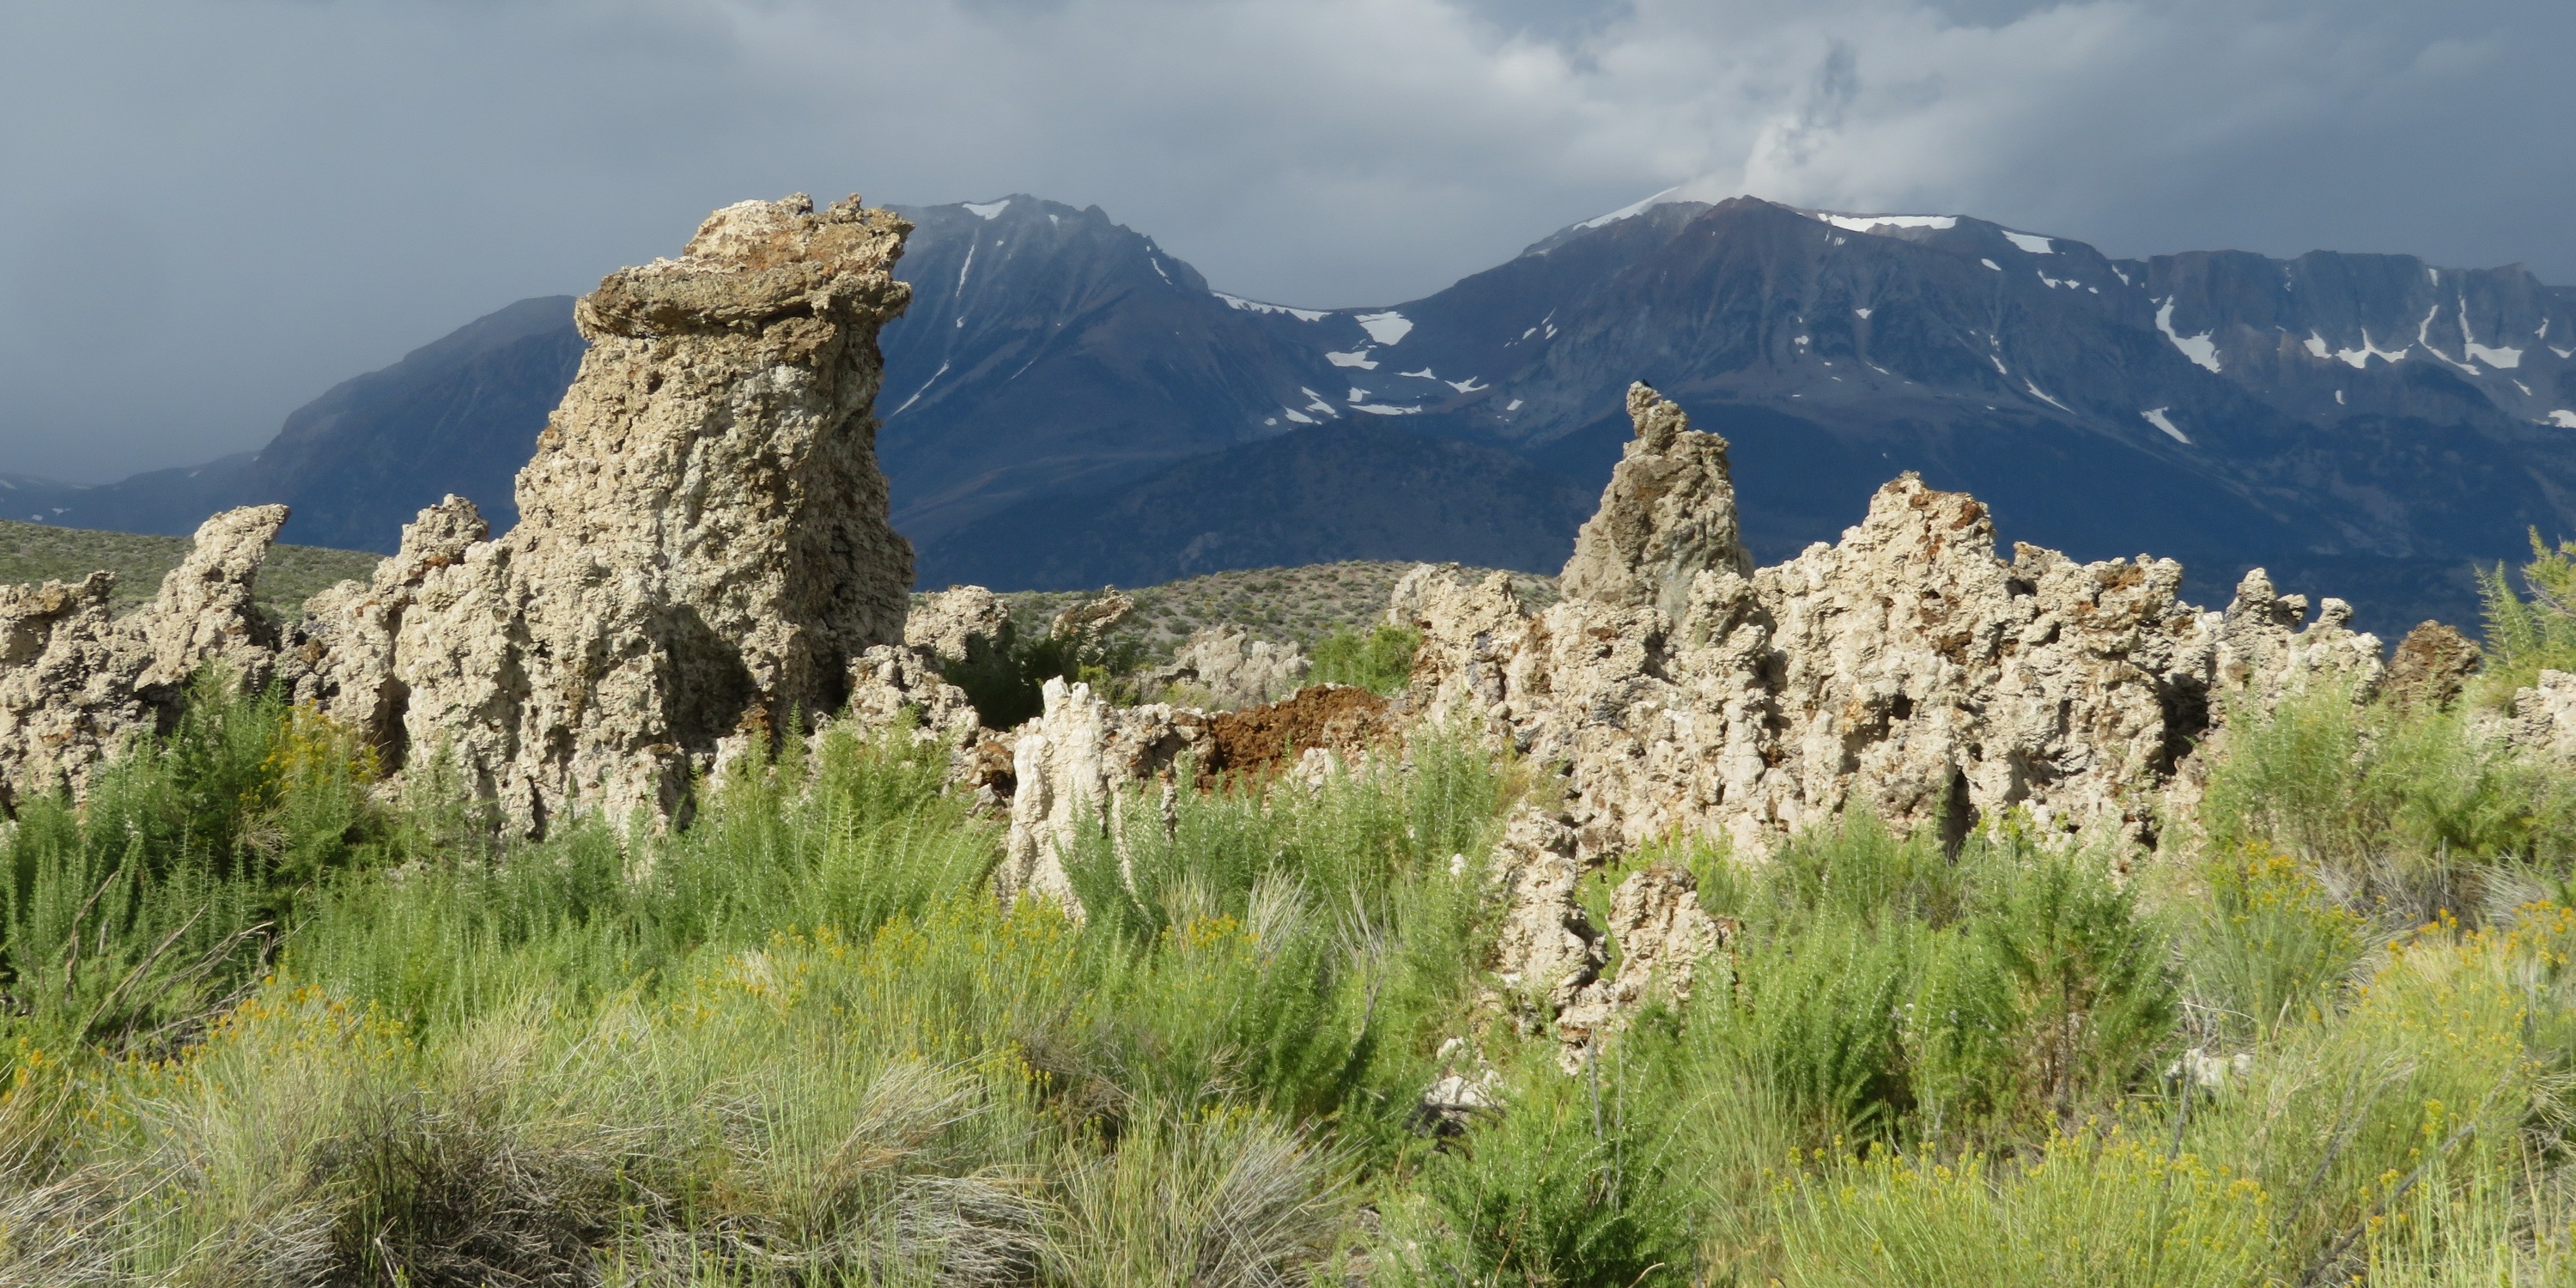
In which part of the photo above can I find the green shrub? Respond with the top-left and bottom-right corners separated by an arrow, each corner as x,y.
2201,684 -> 2576,922
2478,529 -> 2576,705
1383,1048 -> 1692,1287
938,620 -> 1085,730
1309,624 -> 1420,696
2176,843 -> 2369,1041
1687,821 -> 2176,1145
1973,842 -> 2178,1124
1058,725 -> 1505,1157
0,672 -> 388,1049
1775,1127 -> 2274,1288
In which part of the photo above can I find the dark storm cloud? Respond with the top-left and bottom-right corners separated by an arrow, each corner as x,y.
1,0 -> 2570,481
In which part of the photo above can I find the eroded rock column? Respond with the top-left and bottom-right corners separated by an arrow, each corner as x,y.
380,193 -> 918,831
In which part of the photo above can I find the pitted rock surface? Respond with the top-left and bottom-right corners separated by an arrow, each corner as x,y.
2384,621 -> 2482,713
0,573 -> 142,806
125,505 -> 291,702
1558,384 -> 1753,621
1485,807 -> 1602,1015
2511,670 -> 2576,764
1558,864 -> 1731,1065
846,643 -> 981,749
285,495 -> 491,762
906,586 -> 1011,665
293,194 -> 917,830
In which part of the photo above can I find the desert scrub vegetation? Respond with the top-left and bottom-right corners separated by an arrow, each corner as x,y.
0,517 -> 378,620
9,553 -> 2576,1283
983,562 -> 1555,665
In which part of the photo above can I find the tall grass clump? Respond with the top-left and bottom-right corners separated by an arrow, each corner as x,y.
2173,843 -> 2370,1043
1377,1046 -> 1692,1287
1672,817 -> 2175,1148
1056,723 -> 1507,1158
0,671 -> 387,1051
2201,683 -> 2576,922
2479,528 -> 2576,703
1307,624 -> 1420,696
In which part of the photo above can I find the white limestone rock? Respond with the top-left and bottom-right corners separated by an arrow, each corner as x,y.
1155,626 -> 1310,709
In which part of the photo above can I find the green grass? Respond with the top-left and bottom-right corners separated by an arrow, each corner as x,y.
0,516 -> 379,619
2478,529 -> 2576,707
1307,624 -> 1421,696
8,594 -> 2576,1284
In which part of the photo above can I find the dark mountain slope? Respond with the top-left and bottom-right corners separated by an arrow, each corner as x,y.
15,191 -> 2573,636
917,423 -> 1595,590
246,295 -> 585,549
0,296 -> 582,551
872,197 -> 1341,540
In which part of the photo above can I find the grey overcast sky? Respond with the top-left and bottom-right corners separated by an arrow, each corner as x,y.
3,0 -> 2572,482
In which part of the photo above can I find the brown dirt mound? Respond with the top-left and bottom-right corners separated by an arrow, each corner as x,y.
1204,683 -> 1394,781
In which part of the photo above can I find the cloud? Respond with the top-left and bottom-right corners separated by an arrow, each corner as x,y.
0,0 -> 2568,481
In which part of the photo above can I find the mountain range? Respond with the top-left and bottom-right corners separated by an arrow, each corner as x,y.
9,191 -> 2573,637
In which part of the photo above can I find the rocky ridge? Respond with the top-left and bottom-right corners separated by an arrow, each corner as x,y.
0,506 -> 289,808
1399,385 -> 2388,862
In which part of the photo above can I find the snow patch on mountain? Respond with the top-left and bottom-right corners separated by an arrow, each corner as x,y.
2552,410 -> 2576,428
1326,349 -> 1379,370
1816,212 -> 1958,234
1355,312 -> 1414,345
963,200 -> 1011,220
1577,185 -> 1686,230
2458,306 -> 2523,368
890,361 -> 950,417
2142,408 -> 2189,443
1215,292 -> 1327,322
2156,300 -> 2221,373
2002,231 -> 2056,254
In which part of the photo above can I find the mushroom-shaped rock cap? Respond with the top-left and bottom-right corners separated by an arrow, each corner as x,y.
576,193 -> 913,339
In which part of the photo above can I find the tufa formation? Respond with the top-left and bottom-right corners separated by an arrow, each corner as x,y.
1396,384 -> 2387,862
0,195 -> 919,832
